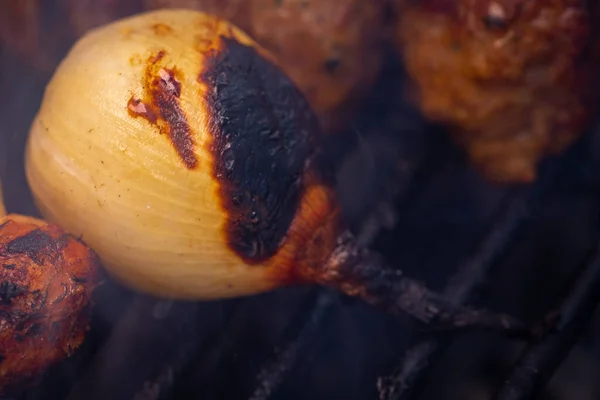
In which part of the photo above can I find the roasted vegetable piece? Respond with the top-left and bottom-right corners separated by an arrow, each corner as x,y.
394,0 -> 600,182
0,180 -> 100,393
144,0 -> 387,133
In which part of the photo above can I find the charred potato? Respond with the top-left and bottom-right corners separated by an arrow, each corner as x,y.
0,215 -> 100,393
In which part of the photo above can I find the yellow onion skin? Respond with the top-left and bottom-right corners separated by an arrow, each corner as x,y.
25,9 -> 341,300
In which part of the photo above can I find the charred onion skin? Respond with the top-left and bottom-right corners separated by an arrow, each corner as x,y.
0,214 -> 100,393
394,0 -> 600,183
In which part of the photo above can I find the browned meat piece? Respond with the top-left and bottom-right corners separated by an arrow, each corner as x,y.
0,214 -> 100,393
394,0 -> 600,183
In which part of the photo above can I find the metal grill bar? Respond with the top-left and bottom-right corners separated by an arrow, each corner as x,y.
66,297 -> 205,400
248,291 -> 336,400
377,131 -> 593,400
377,189 -> 534,400
493,229 -> 600,400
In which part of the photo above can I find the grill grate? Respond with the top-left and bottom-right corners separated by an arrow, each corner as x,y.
493,233 -> 600,400
376,152 -> 567,400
